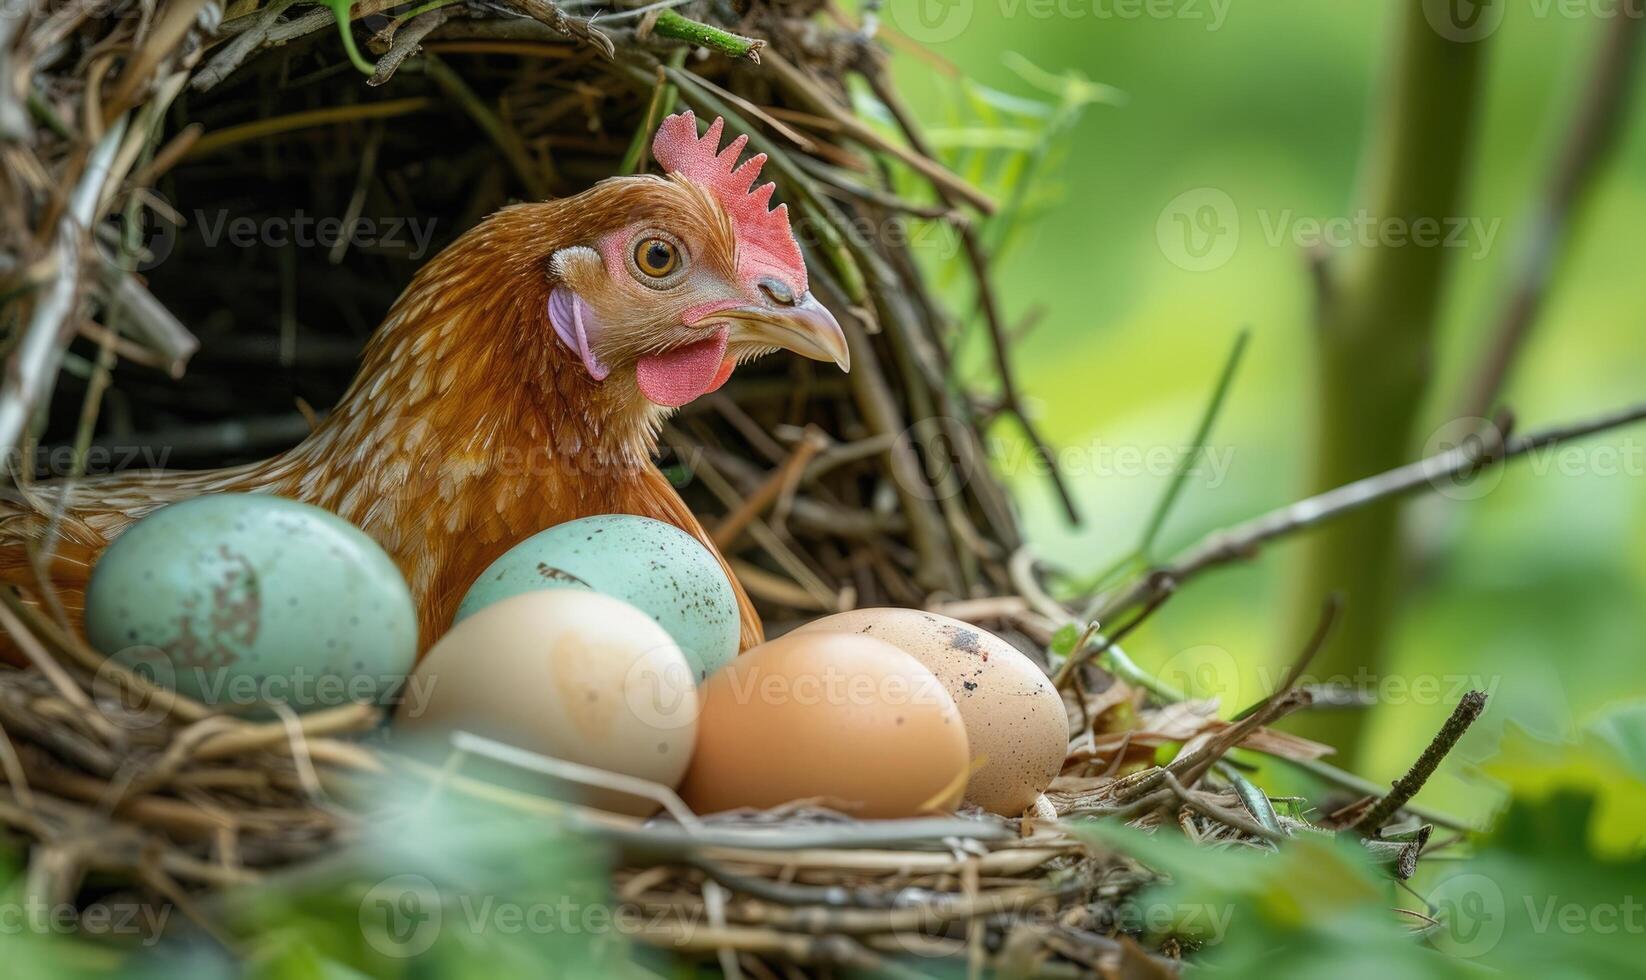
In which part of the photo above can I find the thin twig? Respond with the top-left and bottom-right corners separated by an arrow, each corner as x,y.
958,222 -> 1080,524
1137,328 -> 1249,558
0,118 -> 129,468
1093,400 -> 1646,620
1145,599 -> 1338,794
501,0 -> 614,57
1050,577 -> 1174,689
765,51 -> 996,214
1160,772 -> 1284,844
847,60 -> 1076,524
1231,594 -> 1342,721
1281,756 -> 1476,833
368,6 -> 453,86
192,0 -> 301,92
1458,0 -> 1646,420
95,252 -> 198,377
1351,691 -> 1487,836
713,426 -> 829,548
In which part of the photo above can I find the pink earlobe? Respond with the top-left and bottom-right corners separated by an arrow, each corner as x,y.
706,358 -> 736,394
548,287 -> 611,381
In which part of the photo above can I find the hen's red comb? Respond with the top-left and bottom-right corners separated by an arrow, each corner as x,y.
652,111 -> 808,292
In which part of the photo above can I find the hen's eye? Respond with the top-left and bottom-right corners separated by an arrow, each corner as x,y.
634,238 -> 679,278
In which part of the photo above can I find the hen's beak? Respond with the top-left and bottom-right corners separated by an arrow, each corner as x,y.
725,289 -> 850,372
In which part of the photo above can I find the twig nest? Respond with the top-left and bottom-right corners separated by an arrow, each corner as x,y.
794,608 -> 1069,815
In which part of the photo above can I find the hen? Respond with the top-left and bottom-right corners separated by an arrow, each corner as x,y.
0,112 -> 849,656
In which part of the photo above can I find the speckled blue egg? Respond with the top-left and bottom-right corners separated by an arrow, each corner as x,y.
455,515 -> 738,683
85,494 -> 417,715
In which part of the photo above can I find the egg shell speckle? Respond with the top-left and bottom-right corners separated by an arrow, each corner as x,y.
680,631 -> 970,819
84,494 -> 416,715
793,608 -> 1070,816
398,590 -> 698,816
455,515 -> 738,682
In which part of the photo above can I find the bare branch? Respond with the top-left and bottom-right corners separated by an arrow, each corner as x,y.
1092,400 -> 1646,620
0,118 -> 129,470
1459,1 -> 1646,420
1352,690 -> 1488,836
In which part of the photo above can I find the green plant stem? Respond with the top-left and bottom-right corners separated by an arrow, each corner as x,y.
1136,326 -> 1249,561
620,50 -> 686,174
417,56 -> 553,199
1282,756 -> 1476,833
651,11 -> 763,61
1281,3 -> 1489,765
322,0 -> 376,75
1100,644 -> 1185,703
1217,761 -> 1282,835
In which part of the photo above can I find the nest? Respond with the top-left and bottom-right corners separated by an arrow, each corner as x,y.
0,584 -> 1390,974
0,0 -> 1469,973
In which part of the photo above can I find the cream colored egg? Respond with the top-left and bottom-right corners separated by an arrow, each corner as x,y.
396,591 -> 697,815
680,631 -> 970,819
794,608 -> 1069,815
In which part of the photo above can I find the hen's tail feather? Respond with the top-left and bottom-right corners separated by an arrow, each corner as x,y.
0,477 -> 178,667
0,524 -> 102,669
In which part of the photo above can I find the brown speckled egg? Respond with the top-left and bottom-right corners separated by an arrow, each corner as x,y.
396,590 -> 697,816
794,609 -> 1068,816
680,631 -> 969,818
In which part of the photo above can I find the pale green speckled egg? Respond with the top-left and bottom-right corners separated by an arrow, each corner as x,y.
85,494 -> 417,715
455,515 -> 738,683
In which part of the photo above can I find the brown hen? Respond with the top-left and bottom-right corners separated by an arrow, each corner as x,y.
0,113 -> 850,657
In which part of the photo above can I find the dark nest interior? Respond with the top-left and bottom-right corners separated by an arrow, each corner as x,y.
0,0 -> 1472,975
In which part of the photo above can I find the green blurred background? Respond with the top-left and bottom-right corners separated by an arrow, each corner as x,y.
884,0 -> 1646,825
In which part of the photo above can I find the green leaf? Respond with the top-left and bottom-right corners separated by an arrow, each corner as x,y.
1483,703 -> 1646,857
1073,824 -> 1465,977
1587,700 -> 1646,780
1415,705 -> 1646,974
226,777 -> 627,979
1049,622 -> 1081,657
1426,791 -> 1646,974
